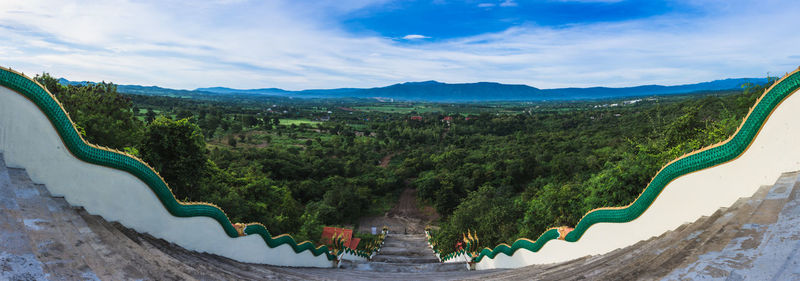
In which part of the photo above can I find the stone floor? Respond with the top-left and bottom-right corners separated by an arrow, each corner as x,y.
340,234 -> 468,273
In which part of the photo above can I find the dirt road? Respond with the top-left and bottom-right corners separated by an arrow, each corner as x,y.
358,188 -> 439,234
378,153 -> 395,168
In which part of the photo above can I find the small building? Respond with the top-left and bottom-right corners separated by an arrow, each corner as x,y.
410,116 -> 423,121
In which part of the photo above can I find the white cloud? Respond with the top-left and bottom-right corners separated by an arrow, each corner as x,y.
555,0 -> 625,3
402,34 -> 431,40
0,0 -> 798,90
499,0 -> 518,7
481,0 -> 516,8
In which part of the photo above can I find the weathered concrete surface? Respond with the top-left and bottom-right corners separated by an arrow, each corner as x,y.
473,172 -> 800,280
341,234 -> 468,273
372,234 -> 441,263
0,154 -> 301,280
0,153 -> 494,280
0,85 -> 332,268
3,150 -> 800,280
663,171 -> 800,280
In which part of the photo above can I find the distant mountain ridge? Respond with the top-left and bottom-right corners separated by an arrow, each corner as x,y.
59,77 -> 769,102
195,78 -> 769,102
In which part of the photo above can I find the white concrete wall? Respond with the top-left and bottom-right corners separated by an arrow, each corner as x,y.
0,85 -> 333,268
442,253 -> 470,263
339,251 -> 368,262
476,85 -> 800,270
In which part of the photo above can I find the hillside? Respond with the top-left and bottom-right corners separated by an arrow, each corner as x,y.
58,77 -> 769,102
197,78 -> 769,102
195,78 -> 769,102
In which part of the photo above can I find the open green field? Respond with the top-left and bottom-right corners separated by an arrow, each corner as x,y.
347,123 -> 369,130
134,108 -> 174,121
279,118 -> 321,126
353,105 -> 444,114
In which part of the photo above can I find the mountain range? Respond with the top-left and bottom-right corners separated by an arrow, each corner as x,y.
58,77 -> 769,102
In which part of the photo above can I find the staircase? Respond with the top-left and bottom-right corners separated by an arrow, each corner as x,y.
4,147 -> 800,280
373,234 -> 440,264
0,152 -> 477,280
481,171 -> 800,280
340,234 -> 467,272
0,153 -> 314,280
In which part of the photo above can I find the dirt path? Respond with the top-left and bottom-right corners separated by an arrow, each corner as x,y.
358,188 -> 440,234
378,153 -> 396,168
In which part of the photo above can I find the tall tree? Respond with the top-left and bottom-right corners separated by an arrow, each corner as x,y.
140,116 -> 208,200
34,73 -> 143,150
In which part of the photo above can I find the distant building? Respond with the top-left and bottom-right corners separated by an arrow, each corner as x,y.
442,116 -> 453,121
410,116 -> 423,121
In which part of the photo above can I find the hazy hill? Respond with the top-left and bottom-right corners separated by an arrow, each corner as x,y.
59,77 -> 768,102
193,78 -> 770,102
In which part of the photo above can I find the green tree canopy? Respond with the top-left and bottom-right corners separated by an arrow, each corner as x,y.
34,73 -> 143,150
140,116 -> 208,200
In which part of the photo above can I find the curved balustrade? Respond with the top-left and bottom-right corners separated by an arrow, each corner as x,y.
0,67 -> 338,267
435,67 -> 800,269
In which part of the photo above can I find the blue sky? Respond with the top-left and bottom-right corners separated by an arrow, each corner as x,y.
0,0 -> 798,90
340,0 -> 683,40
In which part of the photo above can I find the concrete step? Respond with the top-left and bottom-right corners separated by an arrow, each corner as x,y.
383,238 -> 430,245
0,154 -> 50,281
79,208 -> 168,280
375,246 -> 435,256
605,173 -> 798,280
368,234 -> 441,264
0,155 -> 21,213
340,260 -> 468,272
0,154 -> 318,279
6,167 -> 100,280
604,183 -> 775,280
662,172 -> 800,280
383,234 -> 428,240
523,181 -> 782,281
532,183 -> 770,281
370,255 -> 441,264
561,214 -> 718,280
43,195 -> 117,280
766,174 -> 800,280
79,209 -> 198,280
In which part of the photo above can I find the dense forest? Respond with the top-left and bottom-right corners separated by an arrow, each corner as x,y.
33,73 -> 771,254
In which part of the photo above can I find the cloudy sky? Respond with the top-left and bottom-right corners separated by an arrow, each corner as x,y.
1,0 -> 798,90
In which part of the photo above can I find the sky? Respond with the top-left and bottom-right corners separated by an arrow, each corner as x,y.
1,0 -> 799,90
